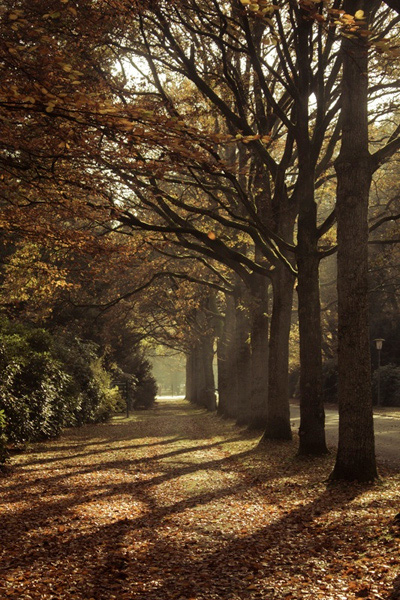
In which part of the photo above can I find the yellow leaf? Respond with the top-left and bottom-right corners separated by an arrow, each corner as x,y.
355,9 -> 365,19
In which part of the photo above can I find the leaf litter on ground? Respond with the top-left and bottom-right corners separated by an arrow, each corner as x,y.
0,398 -> 399,600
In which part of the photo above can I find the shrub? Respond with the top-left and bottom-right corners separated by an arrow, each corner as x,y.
88,357 -> 121,422
322,359 -> 338,404
289,361 -> 339,404
0,323 -> 72,443
0,409 -> 8,467
0,318 -> 123,448
372,364 -> 400,407
288,367 -> 300,399
53,335 -> 118,425
133,374 -> 158,410
0,315 -> 157,452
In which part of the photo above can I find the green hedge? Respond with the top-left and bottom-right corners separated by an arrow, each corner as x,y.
372,364 -> 400,407
0,317 -> 121,461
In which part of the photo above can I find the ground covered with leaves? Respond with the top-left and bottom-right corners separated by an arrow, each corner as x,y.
1,399 -> 400,600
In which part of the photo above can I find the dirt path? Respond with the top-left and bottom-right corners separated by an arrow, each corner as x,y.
1,399 -> 399,600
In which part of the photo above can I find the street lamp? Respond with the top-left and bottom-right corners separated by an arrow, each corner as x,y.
373,338 -> 385,407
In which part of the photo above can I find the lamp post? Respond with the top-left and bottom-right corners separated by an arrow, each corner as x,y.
373,338 -> 385,407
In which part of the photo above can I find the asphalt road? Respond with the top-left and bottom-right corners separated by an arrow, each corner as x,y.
159,397 -> 400,469
290,403 -> 400,468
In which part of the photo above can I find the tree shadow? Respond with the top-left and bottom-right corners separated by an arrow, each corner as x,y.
1,398 -> 397,600
1,466 -> 381,599
0,436 -> 245,505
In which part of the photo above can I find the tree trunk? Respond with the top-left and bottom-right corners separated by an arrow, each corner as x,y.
261,262 -> 295,441
185,349 -> 194,402
296,166 -> 327,454
192,343 -> 204,406
297,264 -> 326,453
297,244 -> 327,454
330,4 -> 377,481
293,14 -> 327,456
234,282 -> 252,426
248,274 -> 270,430
217,294 -> 239,419
200,332 -> 217,411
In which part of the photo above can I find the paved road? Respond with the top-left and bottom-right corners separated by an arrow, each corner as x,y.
290,403 -> 400,468
160,397 -> 400,469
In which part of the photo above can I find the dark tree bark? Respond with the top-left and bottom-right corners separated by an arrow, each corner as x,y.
185,349 -> 194,403
248,273 -> 270,430
200,332 -> 217,411
291,12 -> 328,455
295,161 -> 327,453
234,282 -> 252,426
331,2 -> 378,481
217,293 -> 240,419
261,262 -> 295,441
297,243 -> 327,454
186,343 -> 201,405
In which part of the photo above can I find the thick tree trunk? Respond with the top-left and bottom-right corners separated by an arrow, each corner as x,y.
293,15 -> 327,455
331,7 -> 377,481
296,166 -> 327,454
217,294 -> 239,419
297,245 -> 327,454
185,349 -> 194,402
216,334 -> 229,416
200,333 -> 217,411
261,263 -> 295,441
248,274 -> 270,430
234,283 -> 252,426
192,343 -> 204,406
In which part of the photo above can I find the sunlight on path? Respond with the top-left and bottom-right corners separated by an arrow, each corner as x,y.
1,398 -> 399,600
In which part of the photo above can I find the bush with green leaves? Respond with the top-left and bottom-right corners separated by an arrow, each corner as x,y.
372,364 -> 400,407
0,317 -> 122,460
133,376 -> 158,409
0,408 -> 8,467
0,320 -> 71,444
53,334 -> 121,425
132,357 -> 158,409
322,359 -> 338,404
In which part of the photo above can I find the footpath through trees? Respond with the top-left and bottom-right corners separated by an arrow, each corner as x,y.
1,399 -> 399,600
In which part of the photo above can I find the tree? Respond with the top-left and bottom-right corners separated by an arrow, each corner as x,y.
1,0 -> 400,465
331,2 -> 400,480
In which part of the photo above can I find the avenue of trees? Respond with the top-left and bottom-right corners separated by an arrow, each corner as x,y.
1,0 -> 400,480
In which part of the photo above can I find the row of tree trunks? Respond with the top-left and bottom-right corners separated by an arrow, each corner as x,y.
188,265 -> 296,442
